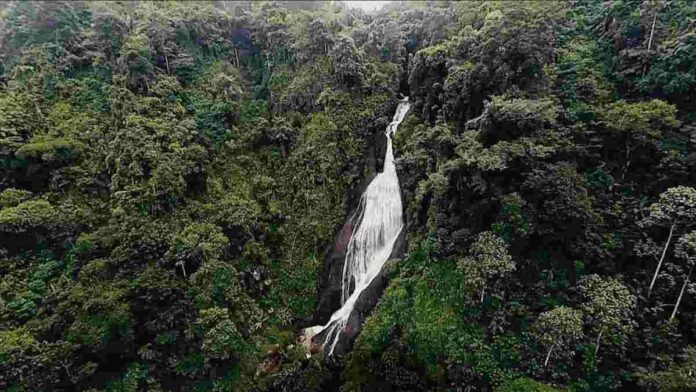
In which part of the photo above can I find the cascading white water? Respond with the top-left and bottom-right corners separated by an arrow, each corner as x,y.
302,98 -> 411,356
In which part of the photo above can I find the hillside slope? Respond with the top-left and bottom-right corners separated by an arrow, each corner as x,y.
1,1 -> 695,391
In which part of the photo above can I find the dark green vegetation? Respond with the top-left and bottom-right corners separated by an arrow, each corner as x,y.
0,1 -> 695,391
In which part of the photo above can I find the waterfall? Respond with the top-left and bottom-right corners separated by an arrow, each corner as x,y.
303,98 -> 411,356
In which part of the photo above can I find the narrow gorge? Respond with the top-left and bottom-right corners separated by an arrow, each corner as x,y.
303,99 -> 411,356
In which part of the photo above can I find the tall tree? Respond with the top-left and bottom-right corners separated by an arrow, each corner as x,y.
670,231 -> 696,322
531,306 -> 584,367
579,274 -> 636,361
457,231 -> 515,302
643,186 -> 696,297
597,99 -> 679,184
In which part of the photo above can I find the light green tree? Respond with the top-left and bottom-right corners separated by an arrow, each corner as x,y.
168,222 -> 227,277
597,99 -> 679,182
196,307 -> 246,362
579,275 -> 636,360
531,306 -> 584,367
458,231 -> 515,302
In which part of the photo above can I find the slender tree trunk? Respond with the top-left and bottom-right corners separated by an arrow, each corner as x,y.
621,142 -> 631,182
649,221 -> 677,297
643,12 -> 658,77
164,50 -> 170,75
34,101 -> 44,119
647,13 -> 658,51
179,262 -> 187,278
544,345 -> 554,367
594,328 -> 604,359
670,265 -> 693,322
480,285 -> 486,303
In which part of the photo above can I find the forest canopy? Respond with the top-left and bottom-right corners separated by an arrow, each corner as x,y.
0,1 -> 695,391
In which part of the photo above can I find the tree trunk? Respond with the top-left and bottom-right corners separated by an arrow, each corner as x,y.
670,265 -> 693,322
544,345 -> 554,367
164,50 -> 170,75
647,13 -> 658,51
594,328 -> 604,359
649,221 -> 677,297
643,12 -> 658,77
178,262 -> 187,278
34,101 -> 44,119
620,141 -> 631,182
480,285 -> 486,303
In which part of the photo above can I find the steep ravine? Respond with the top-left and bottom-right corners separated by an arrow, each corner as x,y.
312,99 -> 398,326
303,99 -> 411,358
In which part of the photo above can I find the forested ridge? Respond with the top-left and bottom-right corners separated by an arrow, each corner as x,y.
0,1 -> 695,391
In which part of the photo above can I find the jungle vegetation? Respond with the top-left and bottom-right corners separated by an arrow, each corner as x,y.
0,1 -> 695,391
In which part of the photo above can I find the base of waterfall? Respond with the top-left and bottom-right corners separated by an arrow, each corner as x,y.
299,255 -> 398,358
299,258 -> 390,357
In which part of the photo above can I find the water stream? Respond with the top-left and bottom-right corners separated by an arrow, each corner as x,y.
303,98 -> 411,356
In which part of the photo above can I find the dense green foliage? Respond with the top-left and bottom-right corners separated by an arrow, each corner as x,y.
1,1 -> 695,391
0,1 -> 394,390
